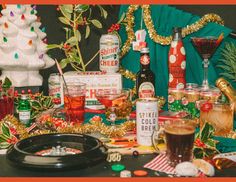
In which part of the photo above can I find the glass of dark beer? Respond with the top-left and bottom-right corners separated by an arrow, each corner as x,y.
152,119 -> 196,167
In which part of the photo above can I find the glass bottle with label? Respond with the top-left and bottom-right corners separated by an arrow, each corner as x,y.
18,94 -> 31,126
136,47 -> 155,98
168,27 -> 186,89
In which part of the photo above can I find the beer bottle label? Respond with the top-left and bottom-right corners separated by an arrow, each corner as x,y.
140,55 -> 150,65
138,82 -> 155,98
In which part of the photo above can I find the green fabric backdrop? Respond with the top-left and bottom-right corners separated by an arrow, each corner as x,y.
118,5 -> 236,152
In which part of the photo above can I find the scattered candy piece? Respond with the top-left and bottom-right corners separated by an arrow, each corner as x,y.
133,170 -> 148,177
10,11 -> 14,17
17,4 -> 21,9
14,53 -> 19,59
132,150 -> 139,157
30,27 -> 34,32
3,37 -> 7,42
193,159 -> 215,177
120,170 -> 131,177
32,5 -> 37,10
111,164 -> 125,172
175,162 -> 198,177
30,10 -> 35,15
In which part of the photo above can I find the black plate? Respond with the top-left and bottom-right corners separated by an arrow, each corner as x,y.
6,133 -> 107,170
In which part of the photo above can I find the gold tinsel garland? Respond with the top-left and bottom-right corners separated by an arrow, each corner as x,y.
0,115 -> 136,139
118,5 -> 225,91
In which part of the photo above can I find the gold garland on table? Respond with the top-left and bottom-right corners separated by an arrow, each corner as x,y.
118,5 -> 225,92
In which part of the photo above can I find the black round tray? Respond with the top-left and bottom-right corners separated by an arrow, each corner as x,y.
6,133 -> 107,170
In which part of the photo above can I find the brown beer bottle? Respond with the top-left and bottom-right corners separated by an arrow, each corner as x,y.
136,47 -> 155,98
215,77 -> 236,112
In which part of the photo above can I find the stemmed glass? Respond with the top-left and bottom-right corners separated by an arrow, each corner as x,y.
191,35 -> 223,90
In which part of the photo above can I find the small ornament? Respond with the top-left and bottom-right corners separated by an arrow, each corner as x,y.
43,38 -> 48,44
10,11 -> 14,17
3,37 -> 7,42
28,40 -> 33,45
41,27 -> 46,32
14,53 -> 19,59
17,4 -> 21,9
132,29 -> 147,51
4,22 -> 8,28
21,14 -> 25,20
30,27 -> 34,32
39,54 -> 44,59
30,10 -> 35,15
32,5 -> 37,10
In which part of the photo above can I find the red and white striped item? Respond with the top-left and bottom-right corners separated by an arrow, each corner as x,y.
143,153 -> 175,174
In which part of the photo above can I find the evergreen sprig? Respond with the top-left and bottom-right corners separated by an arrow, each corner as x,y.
217,42 -> 236,81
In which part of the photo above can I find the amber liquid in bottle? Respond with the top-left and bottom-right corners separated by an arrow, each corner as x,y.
216,77 -> 236,112
136,47 -> 155,98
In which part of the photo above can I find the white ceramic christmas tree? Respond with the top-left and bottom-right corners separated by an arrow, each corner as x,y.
0,4 -> 54,87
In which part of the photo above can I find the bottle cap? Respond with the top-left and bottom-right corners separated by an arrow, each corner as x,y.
111,164 -> 125,172
140,47 -> 149,53
21,94 -> 28,100
173,27 -> 182,33
120,170 -> 132,177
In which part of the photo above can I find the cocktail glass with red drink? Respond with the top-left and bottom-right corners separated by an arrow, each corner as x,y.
0,86 -> 14,120
64,82 -> 86,124
191,35 -> 223,90
95,89 -> 132,124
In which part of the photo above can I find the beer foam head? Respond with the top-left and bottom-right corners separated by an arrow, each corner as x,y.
165,125 -> 195,135
164,119 -> 195,135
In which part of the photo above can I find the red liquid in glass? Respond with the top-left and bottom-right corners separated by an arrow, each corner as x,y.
192,37 -> 218,59
0,97 -> 14,120
64,95 -> 85,124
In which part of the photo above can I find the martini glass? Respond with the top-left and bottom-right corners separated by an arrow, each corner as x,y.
95,89 -> 132,124
191,36 -> 222,90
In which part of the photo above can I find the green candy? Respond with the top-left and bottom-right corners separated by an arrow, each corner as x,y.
111,164 -> 125,172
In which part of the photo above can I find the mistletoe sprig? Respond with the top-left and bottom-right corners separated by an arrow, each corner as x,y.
194,122 -> 220,159
47,5 -> 108,72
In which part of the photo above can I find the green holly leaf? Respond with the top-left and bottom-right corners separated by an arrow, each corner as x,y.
66,36 -> 77,45
31,100 -> 42,110
91,19 -> 102,29
59,5 -> 72,20
47,44 -> 63,50
193,147 -> 204,159
2,77 -> 12,89
85,25 -> 90,39
74,5 -> 89,12
74,30 -> 81,42
60,58 -> 70,69
0,142 -> 10,149
205,138 -> 217,148
59,17 -> 71,26
200,122 -> 215,143
0,135 -> 6,143
1,124 -> 10,138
